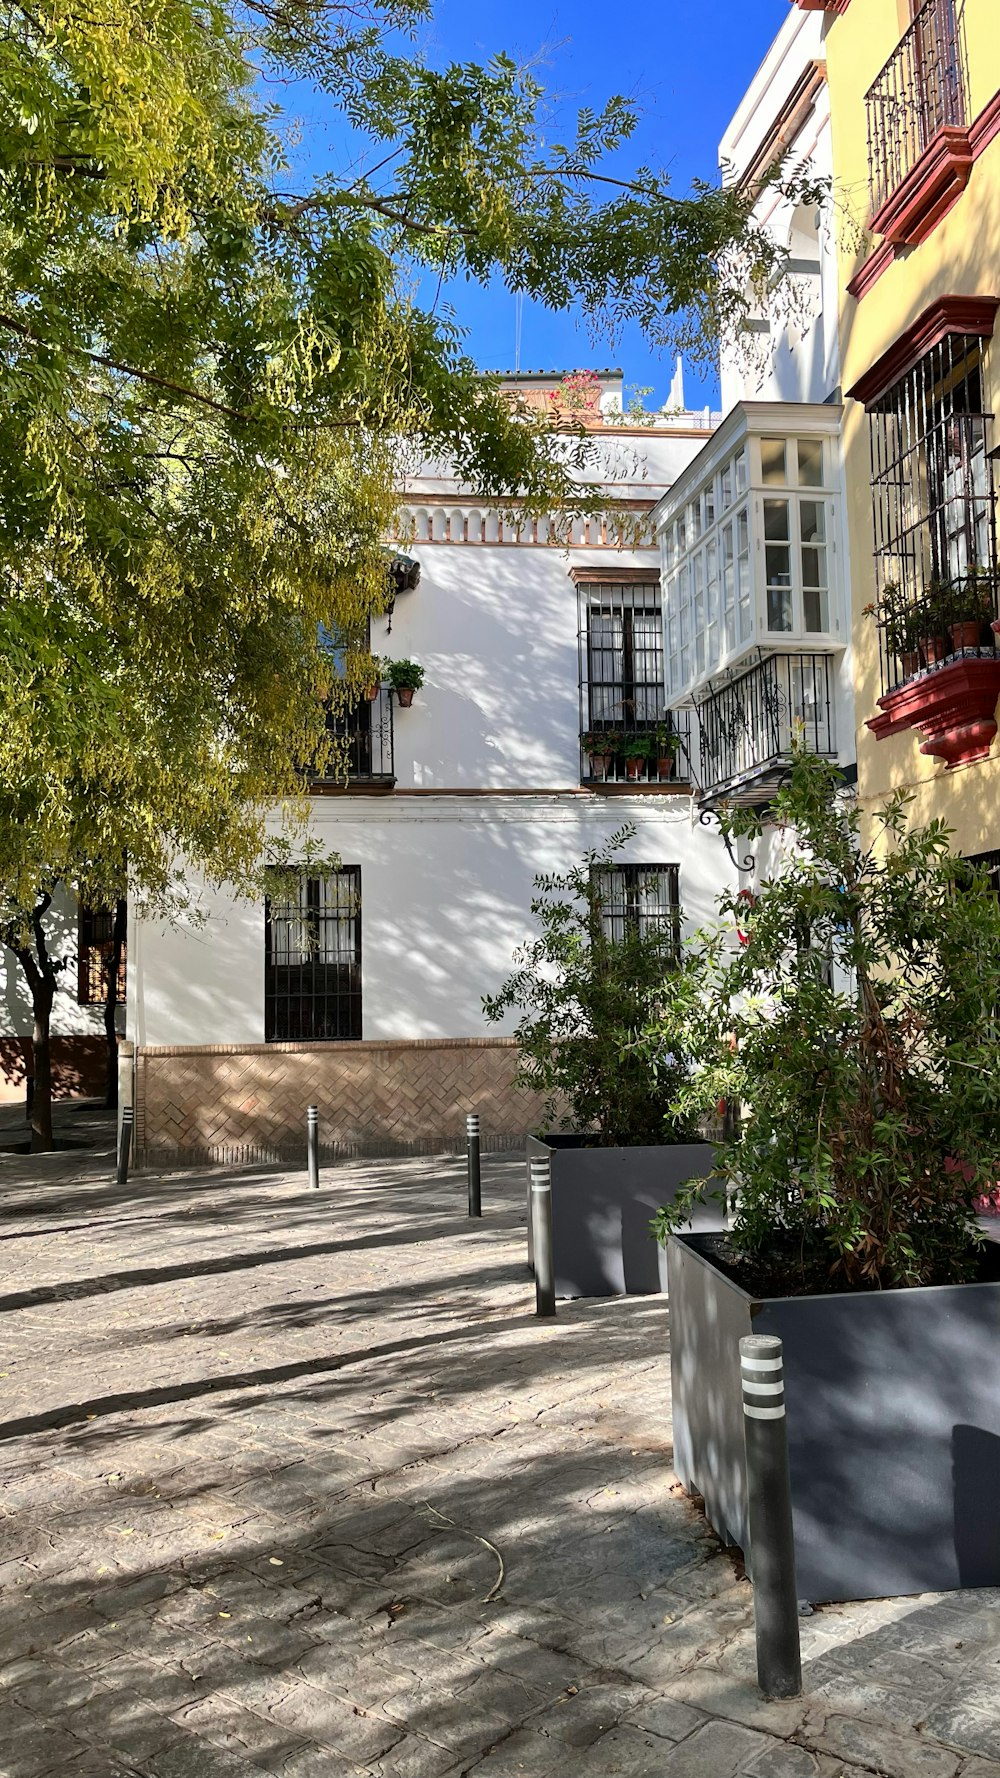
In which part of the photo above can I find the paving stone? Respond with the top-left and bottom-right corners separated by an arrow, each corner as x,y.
532,1684 -> 650,1748
465,1728 -> 567,1778
0,1146 -> 999,1778
812,1714 -> 962,1777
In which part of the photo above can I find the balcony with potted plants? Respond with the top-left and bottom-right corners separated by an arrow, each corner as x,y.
580,715 -> 691,789
867,568 -> 1000,767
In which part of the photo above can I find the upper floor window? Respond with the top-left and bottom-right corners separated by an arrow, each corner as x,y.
77,901 -> 126,1007
866,0 -> 969,223
661,423 -> 839,704
265,869 -> 361,1042
592,863 -> 681,958
582,582 -> 664,730
868,330 -> 998,691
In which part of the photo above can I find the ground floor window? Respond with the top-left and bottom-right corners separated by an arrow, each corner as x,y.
264,868 -> 362,1042
592,863 -> 680,956
77,901 -> 127,1006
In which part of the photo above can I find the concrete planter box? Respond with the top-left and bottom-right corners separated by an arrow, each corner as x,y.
668,1230 -> 1000,1604
525,1135 -> 721,1299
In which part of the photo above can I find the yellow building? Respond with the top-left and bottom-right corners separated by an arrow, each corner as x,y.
812,0 -> 1000,858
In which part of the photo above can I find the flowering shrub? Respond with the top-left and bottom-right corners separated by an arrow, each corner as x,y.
549,369 -> 602,413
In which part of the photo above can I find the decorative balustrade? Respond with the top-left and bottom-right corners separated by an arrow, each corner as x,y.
695,652 -> 836,803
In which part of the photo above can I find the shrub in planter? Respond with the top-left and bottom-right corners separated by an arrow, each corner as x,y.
485,829 -> 719,1297
621,734 -> 652,780
655,748 -> 1000,1598
387,658 -> 424,707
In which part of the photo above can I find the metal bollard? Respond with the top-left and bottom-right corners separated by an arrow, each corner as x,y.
529,1156 -> 556,1317
117,1104 -> 133,1186
467,1113 -> 482,1218
307,1104 -> 320,1190
740,1333 -> 802,1699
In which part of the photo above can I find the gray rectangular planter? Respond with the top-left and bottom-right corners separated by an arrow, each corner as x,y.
526,1135 -> 722,1299
668,1230 -> 1000,1604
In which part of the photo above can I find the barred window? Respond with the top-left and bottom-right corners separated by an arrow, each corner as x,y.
581,583 -> 664,731
592,864 -> 681,956
869,332 -> 998,691
265,869 -> 361,1042
77,902 -> 126,1006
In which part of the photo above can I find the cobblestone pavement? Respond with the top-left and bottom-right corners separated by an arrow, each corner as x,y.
2,1144 -> 1000,1778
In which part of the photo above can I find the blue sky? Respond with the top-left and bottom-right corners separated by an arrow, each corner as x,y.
284,0 -> 789,409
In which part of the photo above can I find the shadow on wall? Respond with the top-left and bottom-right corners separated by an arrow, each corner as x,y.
0,1037 -> 111,1104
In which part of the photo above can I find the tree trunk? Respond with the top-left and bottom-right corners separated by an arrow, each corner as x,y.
104,898 -> 127,1108
30,978 -> 55,1153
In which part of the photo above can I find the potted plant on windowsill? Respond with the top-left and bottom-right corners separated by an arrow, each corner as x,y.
483,828 -> 722,1301
652,723 -> 680,779
622,734 -> 652,780
581,729 -> 621,780
868,583 -> 922,681
387,658 -> 425,707
934,566 -> 996,653
654,748 -> 1000,1604
365,659 -> 382,701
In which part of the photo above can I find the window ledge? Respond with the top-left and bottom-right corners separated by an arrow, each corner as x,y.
870,125 -> 974,248
867,656 -> 1000,768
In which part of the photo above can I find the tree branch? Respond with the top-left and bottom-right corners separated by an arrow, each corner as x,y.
0,311 -> 249,422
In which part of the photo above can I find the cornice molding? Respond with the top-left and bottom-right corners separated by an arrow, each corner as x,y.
867,657 -> 1000,768
868,125 -> 974,248
846,295 -> 1000,407
789,0 -> 851,13
739,61 -> 827,194
568,565 -> 660,585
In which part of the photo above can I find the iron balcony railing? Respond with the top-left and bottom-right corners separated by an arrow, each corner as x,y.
865,0 -> 968,218
695,653 -> 836,802
580,709 -> 693,787
315,686 -> 395,785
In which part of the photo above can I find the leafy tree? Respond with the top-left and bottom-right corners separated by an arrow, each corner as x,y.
0,0 -> 809,1147
483,831 -> 702,1147
655,751 -> 1000,1292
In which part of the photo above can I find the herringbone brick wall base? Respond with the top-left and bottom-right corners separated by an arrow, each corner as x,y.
136,1037 -> 550,1165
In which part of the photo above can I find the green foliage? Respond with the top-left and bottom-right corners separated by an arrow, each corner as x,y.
483,829 -> 702,1147
386,658 -> 425,691
581,729 -> 621,755
0,0 -> 822,1143
654,750 -> 1000,1292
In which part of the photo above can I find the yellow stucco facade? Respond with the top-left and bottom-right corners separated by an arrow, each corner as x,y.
823,0 -> 1000,853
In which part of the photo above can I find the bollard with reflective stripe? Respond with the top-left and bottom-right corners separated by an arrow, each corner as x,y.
307,1105 -> 320,1191
117,1104 -> 134,1187
740,1333 -> 802,1699
529,1156 -> 556,1317
467,1113 -> 482,1218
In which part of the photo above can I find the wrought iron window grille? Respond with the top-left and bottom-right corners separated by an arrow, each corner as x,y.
77,901 -> 127,1006
868,334 -> 999,695
264,867 -> 362,1042
576,581 -> 691,783
692,651 -> 836,801
317,687 -> 395,784
591,863 -> 682,959
865,0 -> 969,218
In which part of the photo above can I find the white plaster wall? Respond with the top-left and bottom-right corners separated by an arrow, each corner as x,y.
718,8 -> 840,411
0,883 -> 115,1040
132,797 -> 735,1048
374,544 -> 659,791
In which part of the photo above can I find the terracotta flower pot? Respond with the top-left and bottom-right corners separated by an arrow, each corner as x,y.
656,755 -> 676,780
587,752 -> 613,780
366,682 -> 380,701
899,650 -> 920,680
922,634 -> 949,666
625,757 -> 644,781
949,621 -> 982,652
395,686 -> 415,708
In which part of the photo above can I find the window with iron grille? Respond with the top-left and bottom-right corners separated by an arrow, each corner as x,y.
264,869 -> 361,1042
576,581 -> 690,781
865,0 -> 968,219
77,902 -> 127,1006
869,333 -> 998,692
592,864 -> 681,957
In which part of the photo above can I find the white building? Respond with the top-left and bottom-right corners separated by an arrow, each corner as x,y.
126,373 -> 738,1163
652,8 -> 854,842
